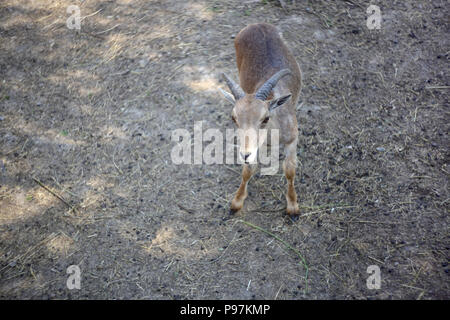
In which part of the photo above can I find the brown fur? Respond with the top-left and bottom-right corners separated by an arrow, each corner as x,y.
235,23 -> 302,103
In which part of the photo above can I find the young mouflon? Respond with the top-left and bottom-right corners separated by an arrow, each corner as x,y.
219,23 -> 302,219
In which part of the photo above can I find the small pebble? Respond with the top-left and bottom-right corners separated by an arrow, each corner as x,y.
139,59 -> 149,68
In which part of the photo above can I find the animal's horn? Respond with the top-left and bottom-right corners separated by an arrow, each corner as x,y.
222,73 -> 245,100
255,69 -> 291,101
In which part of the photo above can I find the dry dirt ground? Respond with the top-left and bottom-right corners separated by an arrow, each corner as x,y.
0,0 -> 449,299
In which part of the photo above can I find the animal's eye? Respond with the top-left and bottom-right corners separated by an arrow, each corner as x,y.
262,117 -> 270,124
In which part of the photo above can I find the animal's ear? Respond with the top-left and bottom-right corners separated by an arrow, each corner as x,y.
218,88 -> 235,104
269,94 -> 291,112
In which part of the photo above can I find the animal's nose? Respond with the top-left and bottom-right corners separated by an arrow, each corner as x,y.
240,152 -> 251,161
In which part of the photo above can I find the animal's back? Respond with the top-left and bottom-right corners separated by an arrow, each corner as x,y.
234,23 -> 301,100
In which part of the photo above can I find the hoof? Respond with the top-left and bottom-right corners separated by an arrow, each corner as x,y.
286,202 -> 300,216
284,213 -> 299,224
230,199 -> 243,215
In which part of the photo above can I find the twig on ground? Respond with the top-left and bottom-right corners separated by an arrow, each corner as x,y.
32,177 -> 78,214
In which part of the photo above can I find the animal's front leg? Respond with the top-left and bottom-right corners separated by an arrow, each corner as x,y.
284,139 -> 300,217
230,164 -> 257,214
